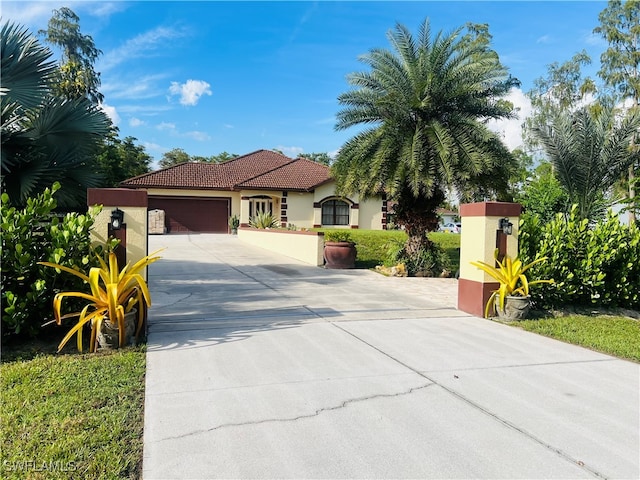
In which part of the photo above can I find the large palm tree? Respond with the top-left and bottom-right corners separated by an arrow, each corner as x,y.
1,22 -> 110,208
533,104 -> 640,221
333,19 -> 517,255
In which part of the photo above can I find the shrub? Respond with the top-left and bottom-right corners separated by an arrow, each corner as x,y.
519,206 -> 640,310
248,211 -> 279,229
324,231 -> 353,243
387,239 -> 451,277
1,183 -> 103,339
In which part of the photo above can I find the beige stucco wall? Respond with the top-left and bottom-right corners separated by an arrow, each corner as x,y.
313,183 -> 339,202
90,206 -> 149,279
238,228 -> 324,266
358,198 -> 384,230
459,216 -> 520,283
285,192 -> 315,228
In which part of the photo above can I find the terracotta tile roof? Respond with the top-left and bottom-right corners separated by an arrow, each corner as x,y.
237,158 -> 331,192
120,149 -> 299,190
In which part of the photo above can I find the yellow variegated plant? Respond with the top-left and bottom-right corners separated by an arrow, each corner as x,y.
471,251 -> 553,318
39,249 -> 163,352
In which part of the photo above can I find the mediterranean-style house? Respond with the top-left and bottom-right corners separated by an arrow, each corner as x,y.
120,149 -> 388,233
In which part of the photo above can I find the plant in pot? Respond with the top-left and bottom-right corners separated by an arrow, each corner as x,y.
39,248 -> 163,352
471,251 -> 553,321
229,214 -> 240,234
323,231 -> 357,269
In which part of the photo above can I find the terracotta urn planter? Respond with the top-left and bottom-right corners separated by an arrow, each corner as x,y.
324,241 -> 357,269
496,295 -> 531,321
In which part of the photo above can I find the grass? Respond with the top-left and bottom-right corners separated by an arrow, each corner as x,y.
315,228 -> 461,271
1,340 -> 146,480
514,315 -> 640,362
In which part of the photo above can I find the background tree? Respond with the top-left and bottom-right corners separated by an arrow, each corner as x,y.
95,131 -> 152,186
333,19 -> 517,257
1,22 -> 110,208
38,7 -> 103,104
594,0 -> 640,223
208,151 -> 238,163
515,160 -> 569,223
158,148 -> 191,168
524,51 -> 597,149
533,104 -> 640,220
299,152 -> 333,166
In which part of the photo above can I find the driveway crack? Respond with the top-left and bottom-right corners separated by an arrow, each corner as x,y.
156,382 -> 434,442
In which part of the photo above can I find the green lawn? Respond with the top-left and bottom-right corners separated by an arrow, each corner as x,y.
316,228 -> 461,271
1,344 -> 146,480
514,315 -> 640,362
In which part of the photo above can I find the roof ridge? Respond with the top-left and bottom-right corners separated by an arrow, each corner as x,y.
222,149 -> 292,167
120,161 -> 197,185
291,157 -> 331,169
233,158 -> 296,188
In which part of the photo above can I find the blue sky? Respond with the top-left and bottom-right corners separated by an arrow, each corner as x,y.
4,1 -> 609,167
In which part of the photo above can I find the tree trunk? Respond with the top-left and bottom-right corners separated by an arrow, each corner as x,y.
392,186 -> 444,257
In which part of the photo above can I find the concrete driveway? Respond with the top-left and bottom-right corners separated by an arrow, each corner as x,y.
143,234 -> 639,479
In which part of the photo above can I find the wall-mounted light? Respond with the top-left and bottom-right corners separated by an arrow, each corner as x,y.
110,208 -> 124,230
499,217 -> 513,236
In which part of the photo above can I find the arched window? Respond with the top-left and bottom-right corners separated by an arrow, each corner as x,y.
322,199 -> 349,226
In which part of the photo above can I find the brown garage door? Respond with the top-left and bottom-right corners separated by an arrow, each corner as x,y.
148,197 -> 229,233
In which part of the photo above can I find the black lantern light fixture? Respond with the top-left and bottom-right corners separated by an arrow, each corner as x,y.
499,217 -> 513,236
110,208 -> 124,230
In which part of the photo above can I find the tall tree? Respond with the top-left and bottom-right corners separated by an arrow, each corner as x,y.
158,148 -> 191,168
95,132 -> 152,186
525,51 -> 597,148
1,22 -> 110,208
333,19 -> 517,256
594,0 -> 640,223
533,104 -> 640,220
39,7 -> 103,104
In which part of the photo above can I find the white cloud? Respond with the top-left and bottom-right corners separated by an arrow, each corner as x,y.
224,124 -> 234,129
100,103 -> 120,126
156,122 -> 176,132
88,2 -> 127,17
100,26 -> 188,71
184,131 -> 211,142
154,122 -> 210,141
116,104 -> 172,115
276,145 -> 304,158
584,32 -> 606,47
168,80 -> 212,106
102,73 -> 170,100
129,117 -> 145,127
536,35 -> 551,44
0,2 -> 54,25
486,88 -> 533,151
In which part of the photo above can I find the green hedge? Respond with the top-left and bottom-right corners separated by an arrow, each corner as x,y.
519,206 -> 640,310
1,184 -> 102,339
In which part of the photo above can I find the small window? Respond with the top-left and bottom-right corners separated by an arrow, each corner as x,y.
322,199 -> 349,226
249,196 -> 273,218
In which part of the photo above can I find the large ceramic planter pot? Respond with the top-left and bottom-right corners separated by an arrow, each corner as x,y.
97,309 -> 137,349
496,295 -> 531,321
324,241 -> 357,269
